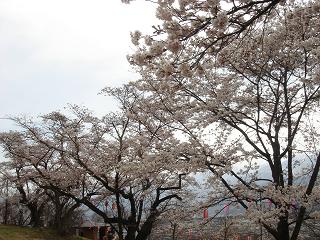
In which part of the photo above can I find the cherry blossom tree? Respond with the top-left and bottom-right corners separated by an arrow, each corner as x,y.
128,0 -> 287,70
0,190 -> 28,226
0,93 -> 190,240
0,141 -> 48,227
128,1 -> 320,240
0,133 -> 82,233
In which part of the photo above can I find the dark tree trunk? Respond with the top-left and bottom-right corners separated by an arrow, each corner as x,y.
172,223 -> 177,240
277,216 -> 289,240
52,199 -> 81,235
3,198 -> 9,224
125,215 -> 137,240
125,226 -> 136,240
28,203 -> 43,227
135,210 -> 159,240
18,208 -> 24,226
53,206 -> 68,235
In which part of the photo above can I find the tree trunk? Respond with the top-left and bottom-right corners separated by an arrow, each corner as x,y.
53,206 -> 69,235
28,203 -> 43,227
135,210 -> 159,240
125,215 -> 137,240
172,223 -> 177,240
125,226 -> 136,240
3,198 -> 9,224
277,216 -> 289,240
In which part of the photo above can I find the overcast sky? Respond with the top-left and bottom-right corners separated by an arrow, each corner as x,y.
0,0 -> 157,131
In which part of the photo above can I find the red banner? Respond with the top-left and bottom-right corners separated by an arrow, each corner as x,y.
203,208 -> 208,219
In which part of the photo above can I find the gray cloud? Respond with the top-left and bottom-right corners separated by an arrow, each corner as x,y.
0,0 -> 157,131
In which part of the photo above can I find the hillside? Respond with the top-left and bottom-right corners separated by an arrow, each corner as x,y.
0,225 -> 89,240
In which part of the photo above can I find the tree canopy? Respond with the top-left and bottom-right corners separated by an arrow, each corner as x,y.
1,1 -> 320,240
127,0 -> 320,239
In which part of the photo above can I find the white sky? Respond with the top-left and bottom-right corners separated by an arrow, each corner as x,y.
0,0 -> 157,130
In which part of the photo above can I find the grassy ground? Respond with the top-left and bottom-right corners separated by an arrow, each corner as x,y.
0,225 -> 89,240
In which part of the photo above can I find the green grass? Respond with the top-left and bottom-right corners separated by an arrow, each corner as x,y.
0,225 -> 89,240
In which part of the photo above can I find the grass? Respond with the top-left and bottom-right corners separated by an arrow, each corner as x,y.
0,225 -> 89,240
